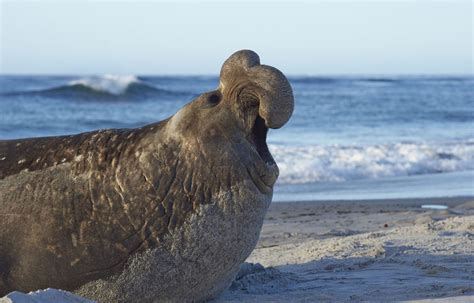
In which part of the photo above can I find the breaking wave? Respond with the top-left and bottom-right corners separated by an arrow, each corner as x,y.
2,75 -> 189,100
271,140 -> 474,184
67,75 -> 144,95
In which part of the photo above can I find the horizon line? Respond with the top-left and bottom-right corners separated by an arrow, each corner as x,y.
1,72 -> 473,77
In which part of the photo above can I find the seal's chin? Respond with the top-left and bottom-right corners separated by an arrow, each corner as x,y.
247,115 -> 279,194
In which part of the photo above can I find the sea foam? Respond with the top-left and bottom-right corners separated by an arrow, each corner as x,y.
271,141 -> 474,184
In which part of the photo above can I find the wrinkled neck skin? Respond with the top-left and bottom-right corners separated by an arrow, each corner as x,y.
114,103 -> 273,243
75,102 -> 274,301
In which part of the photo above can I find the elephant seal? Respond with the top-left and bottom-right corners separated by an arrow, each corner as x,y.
0,50 -> 294,302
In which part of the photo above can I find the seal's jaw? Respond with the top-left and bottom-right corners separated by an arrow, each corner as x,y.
245,115 -> 279,194
250,115 -> 274,166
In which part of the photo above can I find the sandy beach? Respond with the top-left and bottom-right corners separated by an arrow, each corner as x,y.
219,197 -> 474,302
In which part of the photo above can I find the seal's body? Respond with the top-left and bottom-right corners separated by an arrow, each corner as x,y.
0,50 -> 293,302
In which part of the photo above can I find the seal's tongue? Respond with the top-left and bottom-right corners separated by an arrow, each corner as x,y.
219,50 -> 294,129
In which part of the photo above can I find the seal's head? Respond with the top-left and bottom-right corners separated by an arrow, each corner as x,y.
164,50 -> 294,194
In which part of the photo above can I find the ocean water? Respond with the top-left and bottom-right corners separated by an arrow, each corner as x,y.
0,75 -> 473,201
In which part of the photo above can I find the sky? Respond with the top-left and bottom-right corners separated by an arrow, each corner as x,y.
0,1 -> 472,75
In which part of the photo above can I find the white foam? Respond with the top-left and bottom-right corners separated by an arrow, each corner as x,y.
68,75 -> 140,95
270,141 -> 474,184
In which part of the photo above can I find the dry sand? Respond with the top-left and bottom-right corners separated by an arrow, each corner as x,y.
219,197 -> 474,302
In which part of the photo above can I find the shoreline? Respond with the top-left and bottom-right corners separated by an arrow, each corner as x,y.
271,195 -> 474,205
273,170 -> 474,202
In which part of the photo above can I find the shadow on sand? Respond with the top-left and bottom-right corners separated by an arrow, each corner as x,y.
218,247 -> 474,302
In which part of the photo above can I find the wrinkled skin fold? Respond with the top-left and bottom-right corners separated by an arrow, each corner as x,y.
0,50 -> 294,302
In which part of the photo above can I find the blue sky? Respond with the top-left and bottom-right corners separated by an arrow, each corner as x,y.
1,1 -> 472,75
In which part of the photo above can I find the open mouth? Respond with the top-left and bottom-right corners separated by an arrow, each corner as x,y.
247,115 -> 279,193
250,115 -> 275,165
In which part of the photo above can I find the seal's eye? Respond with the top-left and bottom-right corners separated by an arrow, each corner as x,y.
208,93 -> 221,104
203,92 -> 221,108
